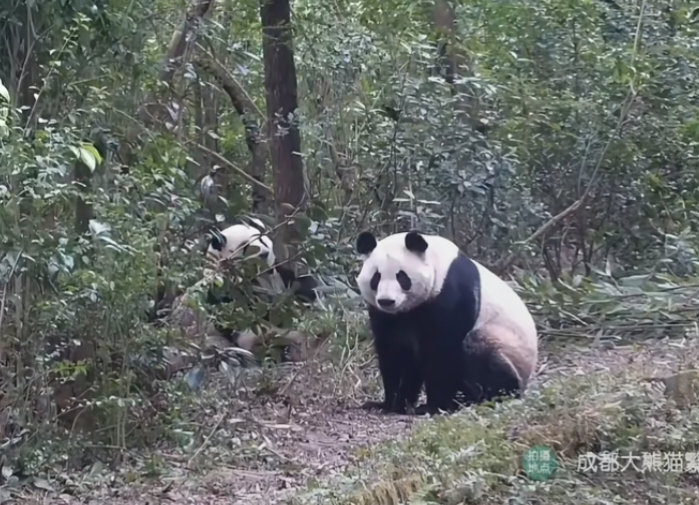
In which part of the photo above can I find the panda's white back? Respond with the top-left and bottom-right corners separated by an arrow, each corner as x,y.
470,259 -> 538,361
469,261 -> 534,329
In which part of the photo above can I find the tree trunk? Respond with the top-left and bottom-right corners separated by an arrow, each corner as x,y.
260,0 -> 307,267
432,0 -> 457,86
138,0 -> 215,129
74,160 -> 93,235
431,0 -> 487,133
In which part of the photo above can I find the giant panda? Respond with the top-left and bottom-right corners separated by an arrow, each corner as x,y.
205,219 -> 319,307
355,230 -> 538,416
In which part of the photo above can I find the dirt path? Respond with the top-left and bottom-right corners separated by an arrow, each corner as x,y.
13,350 -> 425,505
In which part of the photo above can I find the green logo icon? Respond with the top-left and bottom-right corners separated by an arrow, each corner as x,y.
523,445 -> 558,481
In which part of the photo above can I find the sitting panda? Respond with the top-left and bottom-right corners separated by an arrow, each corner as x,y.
355,230 -> 538,415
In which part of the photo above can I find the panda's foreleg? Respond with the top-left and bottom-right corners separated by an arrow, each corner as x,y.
419,340 -> 464,415
361,313 -> 402,413
362,311 -> 421,414
362,336 -> 417,414
396,356 -> 423,414
360,346 -> 400,413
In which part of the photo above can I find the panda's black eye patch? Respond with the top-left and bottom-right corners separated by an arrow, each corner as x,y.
370,271 -> 381,291
396,270 -> 411,290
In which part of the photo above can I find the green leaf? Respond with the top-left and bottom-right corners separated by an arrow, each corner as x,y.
78,147 -> 96,171
73,143 -> 102,172
81,142 -> 103,164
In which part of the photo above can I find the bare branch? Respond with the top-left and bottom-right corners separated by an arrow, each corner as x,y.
161,0 -> 216,83
190,141 -> 274,194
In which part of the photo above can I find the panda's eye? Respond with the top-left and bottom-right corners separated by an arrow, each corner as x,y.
396,270 -> 412,290
370,271 -> 381,291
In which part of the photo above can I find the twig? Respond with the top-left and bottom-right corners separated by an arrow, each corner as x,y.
278,335 -> 330,397
194,45 -> 266,120
189,140 -> 273,193
187,411 -> 226,467
0,251 -> 22,334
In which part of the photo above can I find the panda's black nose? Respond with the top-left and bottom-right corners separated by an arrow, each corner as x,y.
377,298 -> 395,308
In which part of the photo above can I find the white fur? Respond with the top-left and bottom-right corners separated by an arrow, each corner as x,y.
472,260 -> 538,381
356,232 -> 459,314
472,262 -> 537,337
206,224 -> 276,268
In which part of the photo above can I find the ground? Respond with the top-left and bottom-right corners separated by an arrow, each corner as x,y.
8,330 -> 699,505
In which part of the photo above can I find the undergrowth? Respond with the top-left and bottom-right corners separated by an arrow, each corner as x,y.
6,273 -> 699,505
292,335 -> 699,505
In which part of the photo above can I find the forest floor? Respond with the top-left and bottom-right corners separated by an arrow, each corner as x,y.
11,329 -> 699,505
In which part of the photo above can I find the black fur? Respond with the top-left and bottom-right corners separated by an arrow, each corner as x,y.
357,231 -> 377,255
275,265 -> 318,304
460,330 -> 522,403
362,306 -> 423,414
209,228 -> 227,251
363,248 -> 524,416
404,231 -> 428,253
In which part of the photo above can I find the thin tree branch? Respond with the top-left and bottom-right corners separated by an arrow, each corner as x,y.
194,49 -> 271,212
190,141 -> 273,194
161,0 -> 216,83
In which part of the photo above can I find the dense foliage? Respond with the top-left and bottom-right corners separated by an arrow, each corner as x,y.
1,0 -> 698,488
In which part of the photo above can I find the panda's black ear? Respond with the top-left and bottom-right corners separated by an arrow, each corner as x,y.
356,231 -> 377,255
209,229 -> 226,251
405,231 -> 428,254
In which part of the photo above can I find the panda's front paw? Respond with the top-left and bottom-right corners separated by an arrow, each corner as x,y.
360,400 -> 411,415
360,400 -> 389,411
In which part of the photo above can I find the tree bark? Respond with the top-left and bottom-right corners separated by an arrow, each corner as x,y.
161,0 -> 215,83
431,0 -> 487,133
260,0 -> 307,266
432,0 -> 457,86
138,0 -> 215,128
74,160 -> 93,235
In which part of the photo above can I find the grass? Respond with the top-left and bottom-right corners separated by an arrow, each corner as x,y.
290,336 -> 699,505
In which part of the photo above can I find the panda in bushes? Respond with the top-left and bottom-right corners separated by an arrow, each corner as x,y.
355,230 -> 538,416
204,218 -> 319,319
